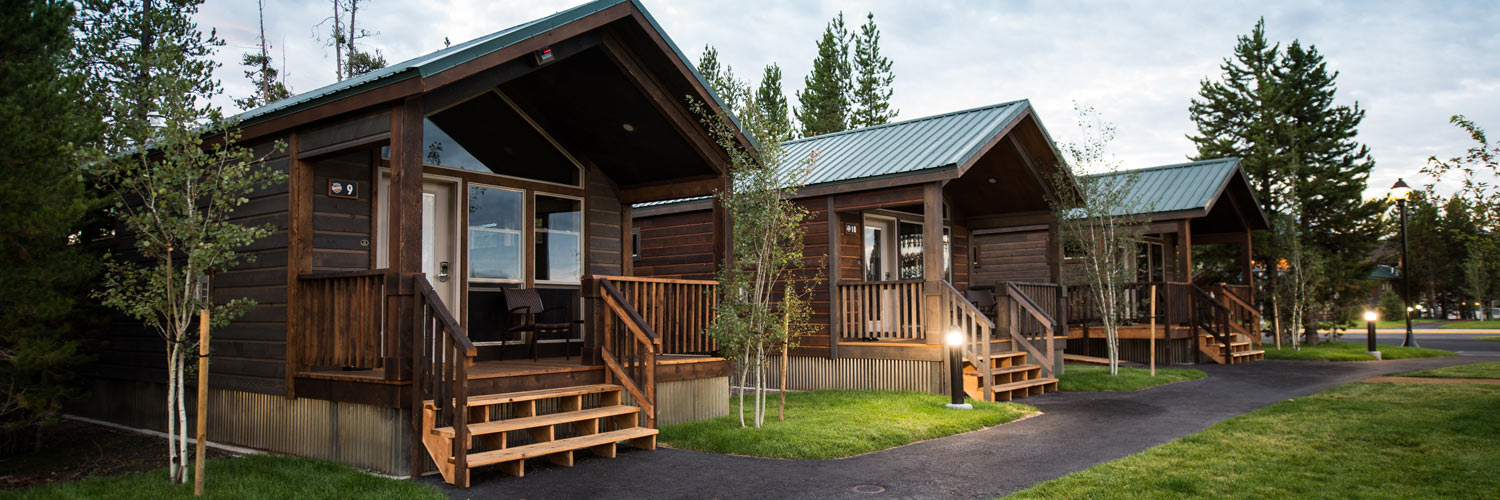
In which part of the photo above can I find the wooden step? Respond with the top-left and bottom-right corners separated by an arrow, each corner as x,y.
458,426 -> 658,467
1231,349 -> 1265,358
990,377 -> 1059,401
966,364 -> 1041,377
434,405 -> 640,438
426,384 -> 621,409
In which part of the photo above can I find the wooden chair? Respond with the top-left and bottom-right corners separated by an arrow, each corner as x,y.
502,287 -> 576,361
966,288 -> 997,316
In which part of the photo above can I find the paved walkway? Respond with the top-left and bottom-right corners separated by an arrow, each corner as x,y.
425,355 -> 1493,500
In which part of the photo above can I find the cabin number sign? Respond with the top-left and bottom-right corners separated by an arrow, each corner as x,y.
328,179 -> 359,199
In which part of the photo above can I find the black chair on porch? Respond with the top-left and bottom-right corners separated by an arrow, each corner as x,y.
966,288 -> 997,317
501,287 -> 578,361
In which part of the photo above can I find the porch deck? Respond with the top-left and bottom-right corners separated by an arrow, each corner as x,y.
298,354 -> 727,387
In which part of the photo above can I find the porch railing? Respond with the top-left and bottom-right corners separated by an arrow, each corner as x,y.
838,280 -> 925,341
410,273 -> 476,482
1214,285 -> 1262,346
602,276 -> 717,355
1000,282 -> 1056,377
297,269 -> 388,370
596,277 -> 659,428
1191,284 -> 1234,362
1066,281 -> 1193,328
942,280 -> 993,397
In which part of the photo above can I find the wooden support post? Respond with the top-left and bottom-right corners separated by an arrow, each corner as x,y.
1149,285 -> 1157,377
194,309 -> 209,496
1178,220 -> 1193,282
284,132 -> 308,399
1240,230 -> 1254,301
386,98 -> 423,380
712,173 -> 730,270
826,197 -> 841,359
922,182 -> 944,345
621,204 -> 633,276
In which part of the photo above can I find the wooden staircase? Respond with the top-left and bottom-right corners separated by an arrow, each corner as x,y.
1196,333 -> 1264,364
961,350 -> 1058,401
420,384 -> 657,487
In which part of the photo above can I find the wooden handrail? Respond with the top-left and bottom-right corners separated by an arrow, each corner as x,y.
594,275 -> 716,355
943,281 -> 995,329
1004,282 -> 1056,378
594,276 -> 658,428
940,280 -> 992,400
599,278 -> 662,346
1190,284 -> 1234,362
838,280 -> 925,341
409,274 -> 474,484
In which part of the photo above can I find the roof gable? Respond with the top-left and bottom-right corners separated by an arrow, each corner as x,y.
1087,157 -> 1270,229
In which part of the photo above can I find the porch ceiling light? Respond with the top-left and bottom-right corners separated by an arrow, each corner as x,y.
987,177 -> 998,184
621,123 -> 636,132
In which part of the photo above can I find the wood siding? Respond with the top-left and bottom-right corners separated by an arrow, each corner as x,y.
973,230 -> 1051,285
633,209 -> 715,280
585,164 -> 624,276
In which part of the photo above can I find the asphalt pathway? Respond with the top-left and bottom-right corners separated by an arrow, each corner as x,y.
428,352 -> 1494,500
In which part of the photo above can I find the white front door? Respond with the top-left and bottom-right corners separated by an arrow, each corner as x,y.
864,217 -> 899,334
377,174 -> 461,316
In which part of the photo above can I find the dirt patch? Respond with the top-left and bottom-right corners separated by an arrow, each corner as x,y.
1363,376 -> 1500,385
0,419 -> 236,491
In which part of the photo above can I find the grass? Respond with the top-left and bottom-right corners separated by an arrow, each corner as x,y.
658,389 -> 1034,459
1261,341 -> 1456,361
1004,381 -> 1500,499
1443,319 -> 1500,329
1478,336 -> 1500,342
1057,364 -> 1206,392
1394,361 -> 1500,379
0,454 -> 442,500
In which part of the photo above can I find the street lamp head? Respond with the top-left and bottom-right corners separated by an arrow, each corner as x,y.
1363,310 -> 1378,322
1388,178 -> 1412,202
946,329 -> 964,347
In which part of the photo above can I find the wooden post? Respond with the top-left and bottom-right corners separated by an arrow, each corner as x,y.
284,132 -> 307,399
194,309 -> 209,496
1149,285 -> 1156,377
922,182 -> 944,345
1178,221 -> 1193,282
1240,230 -> 1253,301
386,98 -> 424,380
826,197 -> 841,359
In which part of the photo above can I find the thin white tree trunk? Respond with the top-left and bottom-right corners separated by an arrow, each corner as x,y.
176,347 -> 188,483
166,343 -> 178,482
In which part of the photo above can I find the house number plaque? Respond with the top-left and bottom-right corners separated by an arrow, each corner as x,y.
328,179 -> 359,199
844,223 -> 858,234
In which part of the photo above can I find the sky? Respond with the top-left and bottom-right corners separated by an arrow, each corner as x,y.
198,0 -> 1500,201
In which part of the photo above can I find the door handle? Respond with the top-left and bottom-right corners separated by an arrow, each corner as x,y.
438,261 -> 450,282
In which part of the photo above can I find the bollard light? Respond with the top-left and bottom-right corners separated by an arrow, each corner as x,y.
1364,310 -> 1381,360
945,327 -> 971,409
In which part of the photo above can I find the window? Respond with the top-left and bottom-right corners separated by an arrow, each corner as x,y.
943,227 -> 952,283
422,91 -> 581,186
468,185 -> 524,281
897,221 -> 923,280
534,194 -> 582,283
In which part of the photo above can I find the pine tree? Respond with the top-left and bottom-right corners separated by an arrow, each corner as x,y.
1188,19 -> 1379,339
755,63 -> 791,142
0,0 -> 100,452
849,12 -> 896,127
234,0 -> 292,110
795,12 -> 850,136
697,44 -> 745,109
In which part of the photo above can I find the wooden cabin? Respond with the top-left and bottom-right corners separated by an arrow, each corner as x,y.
633,101 -> 1078,403
1065,158 -> 1272,365
76,0 -> 741,487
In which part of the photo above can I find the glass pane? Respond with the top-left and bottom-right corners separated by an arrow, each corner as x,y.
898,221 -> 923,280
864,225 -> 883,281
469,186 -> 523,280
943,227 -> 952,283
535,195 -> 582,283
1136,243 -> 1150,282
1151,243 -> 1166,282
424,92 -> 580,185
467,285 -> 518,342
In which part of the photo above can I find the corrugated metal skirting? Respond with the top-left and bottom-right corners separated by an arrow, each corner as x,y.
72,379 -> 408,475
1068,338 -> 1195,365
736,356 -> 945,394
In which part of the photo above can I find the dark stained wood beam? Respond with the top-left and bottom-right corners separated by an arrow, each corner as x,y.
1178,220 -> 1193,282
284,132 -> 309,399
922,181 -> 944,345
238,77 -> 424,145
598,33 -> 727,175
421,31 -> 603,113
385,97 -> 423,382
1006,134 -> 1055,203
826,196 -> 841,359
618,175 -> 720,204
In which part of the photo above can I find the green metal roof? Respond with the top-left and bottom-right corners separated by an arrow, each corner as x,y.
782,100 -> 1031,187
1086,158 -> 1244,216
231,0 -> 743,136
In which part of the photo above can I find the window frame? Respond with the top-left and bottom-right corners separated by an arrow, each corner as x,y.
465,183 -> 527,284
531,190 -> 586,286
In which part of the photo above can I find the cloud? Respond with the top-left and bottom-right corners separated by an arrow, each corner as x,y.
198,0 -> 1500,200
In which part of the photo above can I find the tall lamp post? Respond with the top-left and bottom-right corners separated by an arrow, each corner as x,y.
1388,179 -> 1419,348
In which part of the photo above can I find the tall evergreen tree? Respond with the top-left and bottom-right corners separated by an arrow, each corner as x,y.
795,12 -> 850,136
697,44 -> 745,109
234,0 -> 292,110
755,63 -> 791,142
849,12 -> 896,127
1188,19 -> 1379,339
0,0 -> 100,452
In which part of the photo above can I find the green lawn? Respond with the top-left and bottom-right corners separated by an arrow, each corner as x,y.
0,454 -> 441,500
1261,341 -> 1456,361
658,389 -> 1033,459
1394,361 -> 1500,379
1443,319 -> 1500,329
1479,336 -> 1500,342
1004,382 -> 1500,499
1057,365 -> 1206,392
